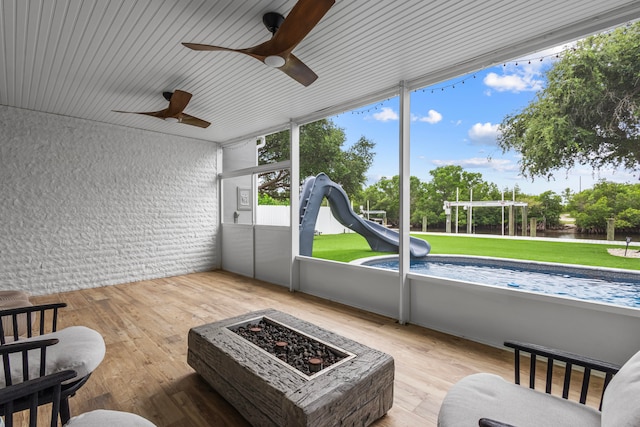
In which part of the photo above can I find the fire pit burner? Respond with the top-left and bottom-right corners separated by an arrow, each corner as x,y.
229,317 -> 349,376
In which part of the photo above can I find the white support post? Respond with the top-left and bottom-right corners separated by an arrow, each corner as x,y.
455,188 -> 459,234
398,81 -> 411,325
501,191 -> 505,236
289,121 -> 300,292
469,188 -> 473,234
215,145 -> 224,270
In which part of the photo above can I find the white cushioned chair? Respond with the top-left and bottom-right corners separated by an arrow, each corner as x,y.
438,341 -> 639,427
0,325 -> 105,388
0,341 -> 155,427
66,408 -> 157,426
0,303 -> 106,424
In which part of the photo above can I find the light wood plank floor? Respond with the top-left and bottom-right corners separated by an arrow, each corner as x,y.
24,271 -> 602,426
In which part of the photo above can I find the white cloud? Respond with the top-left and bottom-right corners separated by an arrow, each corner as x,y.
372,107 -> 398,122
432,157 -> 517,172
412,109 -> 443,124
483,42 -> 577,94
483,51 -> 561,93
468,122 -> 501,145
484,72 -> 537,93
569,165 -> 638,183
365,174 -> 379,186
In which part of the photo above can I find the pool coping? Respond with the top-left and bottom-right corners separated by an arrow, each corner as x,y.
351,254 -> 640,282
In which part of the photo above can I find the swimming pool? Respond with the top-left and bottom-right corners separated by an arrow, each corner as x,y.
361,256 -> 640,308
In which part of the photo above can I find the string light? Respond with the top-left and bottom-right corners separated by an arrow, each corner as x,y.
415,74 -> 477,95
413,44 -> 582,95
340,36 -> 613,116
350,98 -> 393,115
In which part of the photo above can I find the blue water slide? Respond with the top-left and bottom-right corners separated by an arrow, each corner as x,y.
299,173 -> 431,258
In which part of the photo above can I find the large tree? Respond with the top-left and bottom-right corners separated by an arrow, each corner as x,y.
567,181 -> 640,232
358,175 -> 425,227
498,22 -> 640,179
258,119 -> 375,199
520,191 -> 563,228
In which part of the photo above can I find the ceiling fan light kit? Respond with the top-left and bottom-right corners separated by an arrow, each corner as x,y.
264,55 -> 286,67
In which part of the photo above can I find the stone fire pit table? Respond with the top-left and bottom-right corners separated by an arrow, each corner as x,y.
188,309 -> 394,426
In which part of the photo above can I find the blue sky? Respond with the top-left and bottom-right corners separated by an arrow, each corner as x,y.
330,45 -> 637,197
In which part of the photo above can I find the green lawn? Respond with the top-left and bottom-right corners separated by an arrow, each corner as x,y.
311,232 -> 640,270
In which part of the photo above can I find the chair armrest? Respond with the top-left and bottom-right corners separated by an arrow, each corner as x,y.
505,341 -> 621,373
0,303 -> 67,344
504,340 -> 621,409
479,418 -> 517,427
0,338 -> 60,386
0,369 -> 77,426
0,338 -> 60,356
0,369 -> 77,402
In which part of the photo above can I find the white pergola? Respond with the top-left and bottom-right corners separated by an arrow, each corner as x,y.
443,200 -> 529,236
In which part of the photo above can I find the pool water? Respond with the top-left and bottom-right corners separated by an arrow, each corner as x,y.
365,258 -> 640,308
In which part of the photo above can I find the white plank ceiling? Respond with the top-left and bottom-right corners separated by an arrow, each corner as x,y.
2,0 -> 640,145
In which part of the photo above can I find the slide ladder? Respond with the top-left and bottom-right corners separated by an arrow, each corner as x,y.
299,173 -> 430,258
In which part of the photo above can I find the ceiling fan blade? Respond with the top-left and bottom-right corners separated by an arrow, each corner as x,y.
279,53 -> 318,86
182,43 -> 239,53
268,0 -> 335,55
166,90 -> 192,117
181,114 -> 211,129
112,109 -> 168,119
114,90 -> 210,128
184,42 -> 267,62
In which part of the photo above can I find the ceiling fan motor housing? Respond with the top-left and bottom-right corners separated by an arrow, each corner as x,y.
263,12 -> 285,35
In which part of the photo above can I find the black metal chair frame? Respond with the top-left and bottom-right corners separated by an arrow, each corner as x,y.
0,358 -> 77,427
478,340 -> 622,427
0,303 -> 93,424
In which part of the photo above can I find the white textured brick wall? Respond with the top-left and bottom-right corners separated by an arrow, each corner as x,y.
0,106 -> 219,295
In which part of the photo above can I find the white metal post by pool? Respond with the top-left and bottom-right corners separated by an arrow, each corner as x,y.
456,188 -> 459,234
290,120 -> 300,292
398,80 -> 411,324
501,191 -> 505,236
468,188 -> 473,234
